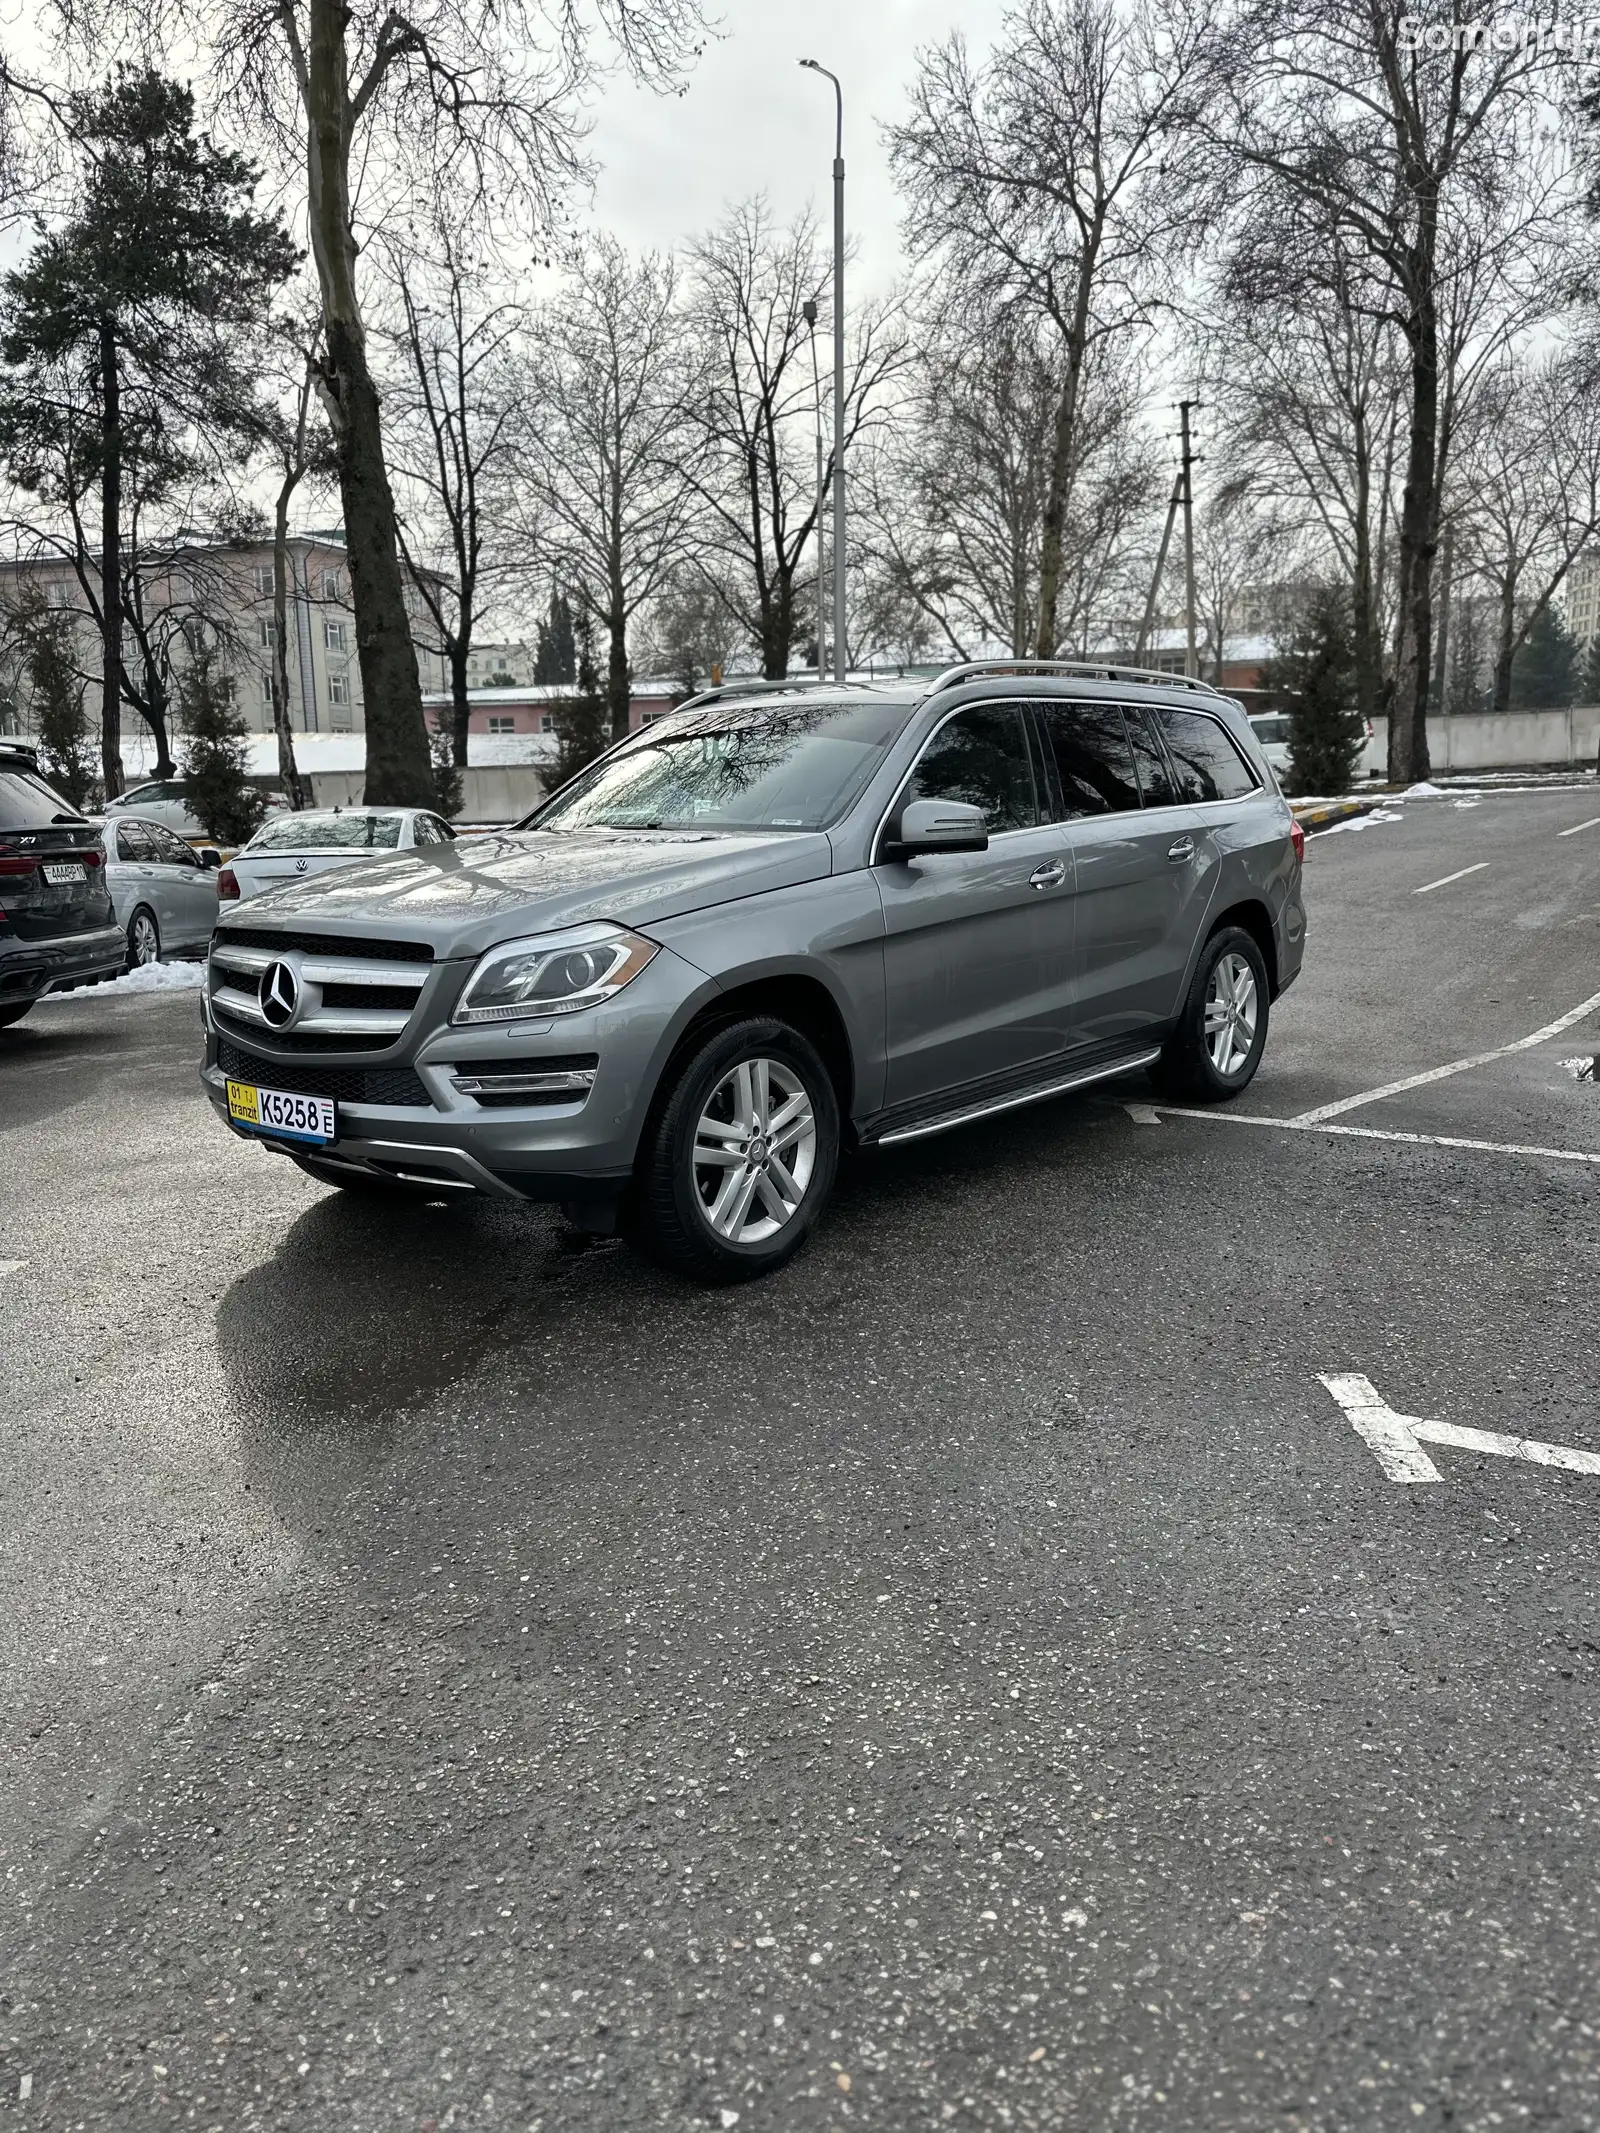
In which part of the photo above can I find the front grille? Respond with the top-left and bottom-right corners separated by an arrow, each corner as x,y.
217,1035 -> 431,1108
318,982 -> 420,1011
212,927 -> 435,963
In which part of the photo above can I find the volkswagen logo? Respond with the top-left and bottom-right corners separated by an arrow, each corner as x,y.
294,857 -> 309,873
259,959 -> 300,1029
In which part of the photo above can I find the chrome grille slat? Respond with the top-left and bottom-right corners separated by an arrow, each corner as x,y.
207,933 -> 431,1052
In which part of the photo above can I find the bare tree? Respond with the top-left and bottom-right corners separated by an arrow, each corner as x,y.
513,236 -> 696,738
257,320 -> 334,809
1217,0 -> 1578,778
684,198 -> 905,679
888,0 -> 1213,660
384,226 -> 523,770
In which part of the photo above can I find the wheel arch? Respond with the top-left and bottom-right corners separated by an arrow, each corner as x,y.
1203,897 -> 1279,998
648,969 -> 857,1134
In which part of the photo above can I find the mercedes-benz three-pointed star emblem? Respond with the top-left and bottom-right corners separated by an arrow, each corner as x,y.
258,959 -> 299,1029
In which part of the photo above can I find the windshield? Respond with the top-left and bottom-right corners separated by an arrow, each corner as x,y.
247,812 -> 404,852
530,699 -> 905,835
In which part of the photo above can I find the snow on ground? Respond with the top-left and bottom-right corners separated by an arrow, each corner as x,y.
1307,805 -> 1408,840
38,959 -> 206,1004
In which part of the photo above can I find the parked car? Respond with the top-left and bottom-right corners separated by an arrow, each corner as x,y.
0,742 -> 124,1027
105,779 -> 289,841
1248,712 -> 1291,779
91,814 -> 223,966
219,807 -> 458,903
200,661 -> 1306,1283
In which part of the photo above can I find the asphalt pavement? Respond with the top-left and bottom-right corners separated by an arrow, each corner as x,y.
4,782 -> 1600,2133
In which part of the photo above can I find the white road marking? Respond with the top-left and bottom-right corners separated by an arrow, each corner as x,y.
1157,1108 -> 1600,1166
1124,1103 -> 1161,1126
1414,861 -> 1489,894
1289,985 -> 1600,1124
1320,1373 -> 1600,1486
1557,815 -> 1600,838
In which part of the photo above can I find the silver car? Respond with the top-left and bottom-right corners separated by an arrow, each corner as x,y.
223,807 -> 457,903
94,814 -> 222,966
200,662 -> 1307,1283
105,780 -> 289,840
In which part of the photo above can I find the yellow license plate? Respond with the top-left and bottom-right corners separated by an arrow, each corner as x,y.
226,1079 -> 336,1145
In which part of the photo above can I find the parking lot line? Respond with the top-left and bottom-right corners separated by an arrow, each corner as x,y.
1157,1108 -> 1600,1168
1287,986 -> 1600,1124
1557,815 -> 1600,838
1414,861 -> 1490,893
1320,1373 -> 1600,1485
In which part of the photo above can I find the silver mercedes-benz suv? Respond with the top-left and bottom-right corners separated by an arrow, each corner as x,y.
199,661 -> 1305,1281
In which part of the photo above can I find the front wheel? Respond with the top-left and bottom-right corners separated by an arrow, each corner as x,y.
1150,926 -> 1270,1103
632,1016 -> 840,1283
126,906 -> 161,969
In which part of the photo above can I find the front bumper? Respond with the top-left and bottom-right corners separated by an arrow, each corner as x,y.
199,942 -> 711,1217
0,923 -> 125,1002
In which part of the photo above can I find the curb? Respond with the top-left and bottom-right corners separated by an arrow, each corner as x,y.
1291,799 -> 1380,832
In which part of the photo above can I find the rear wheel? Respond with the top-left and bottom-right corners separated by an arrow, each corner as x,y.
126,906 -> 160,969
632,1016 -> 840,1283
1150,925 -> 1270,1103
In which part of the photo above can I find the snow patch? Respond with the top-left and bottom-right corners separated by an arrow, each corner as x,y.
40,958 -> 206,1003
1308,805 -> 1406,838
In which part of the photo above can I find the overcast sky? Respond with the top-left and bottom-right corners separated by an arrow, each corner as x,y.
579,0 -> 1008,289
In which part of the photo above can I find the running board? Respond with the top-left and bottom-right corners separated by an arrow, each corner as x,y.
872,1049 -> 1162,1149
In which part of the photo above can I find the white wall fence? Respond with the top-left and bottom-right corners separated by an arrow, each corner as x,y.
307,766 -> 546,821
1369,706 -> 1600,774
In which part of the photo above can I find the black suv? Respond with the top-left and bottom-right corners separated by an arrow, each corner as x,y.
0,741 -> 124,1027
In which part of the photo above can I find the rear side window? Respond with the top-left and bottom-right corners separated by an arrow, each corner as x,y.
1160,709 -> 1259,803
117,821 -> 159,863
901,705 -> 1038,834
0,767 -> 86,830
1036,703 -> 1141,817
1123,707 -> 1180,808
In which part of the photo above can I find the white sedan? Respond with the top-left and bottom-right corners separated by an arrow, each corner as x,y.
220,806 -> 458,903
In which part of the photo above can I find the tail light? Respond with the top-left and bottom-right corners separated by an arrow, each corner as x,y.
1289,818 -> 1305,864
217,866 -> 240,900
0,855 -> 37,876
81,847 -> 102,868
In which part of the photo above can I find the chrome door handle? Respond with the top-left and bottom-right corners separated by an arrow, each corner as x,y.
1167,836 -> 1194,861
1029,860 -> 1067,889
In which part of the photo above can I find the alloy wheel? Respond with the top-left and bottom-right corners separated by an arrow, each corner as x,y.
131,913 -> 160,966
1204,950 -> 1258,1077
692,1056 -> 818,1244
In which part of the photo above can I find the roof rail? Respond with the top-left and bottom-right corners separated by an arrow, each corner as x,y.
670,676 -> 848,716
922,658 -> 1224,700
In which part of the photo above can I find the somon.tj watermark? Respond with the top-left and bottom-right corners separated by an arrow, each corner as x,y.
1398,14 -> 1600,50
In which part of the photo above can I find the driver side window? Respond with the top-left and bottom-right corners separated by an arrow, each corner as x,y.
901,704 -> 1038,835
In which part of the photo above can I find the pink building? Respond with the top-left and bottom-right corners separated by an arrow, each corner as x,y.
423,680 -> 683,739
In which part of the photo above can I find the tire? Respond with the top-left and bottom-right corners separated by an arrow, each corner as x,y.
1149,925 -> 1270,1103
126,906 -> 161,970
631,1016 -> 841,1283
0,1001 -> 32,1029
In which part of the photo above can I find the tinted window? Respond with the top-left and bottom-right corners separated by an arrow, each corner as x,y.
0,767 -> 86,831
533,698 -> 905,835
149,823 -> 197,865
1123,707 -> 1180,808
901,704 -> 1038,834
117,820 -> 159,862
1160,709 -> 1259,803
1038,703 -> 1141,817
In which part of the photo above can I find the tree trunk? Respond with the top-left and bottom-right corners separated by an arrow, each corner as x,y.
1350,413 -> 1381,727
98,317 -> 124,799
304,0 -> 432,807
449,637 -> 471,767
760,579 -> 792,679
605,606 -> 631,743
1432,521 -> 1454,717
1490,571 -> 1517,717
1033,249 -> 1096,660
272,470 -> 309,809
1388,233 -> 1439,784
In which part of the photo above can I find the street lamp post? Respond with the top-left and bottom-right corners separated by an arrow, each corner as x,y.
802,297 -> 826,679
800,58 -> 846,683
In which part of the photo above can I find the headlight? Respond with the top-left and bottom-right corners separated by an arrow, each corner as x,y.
452,922 -> 660,1025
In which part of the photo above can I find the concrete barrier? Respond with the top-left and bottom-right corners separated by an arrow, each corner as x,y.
1368,706 -> 1600,773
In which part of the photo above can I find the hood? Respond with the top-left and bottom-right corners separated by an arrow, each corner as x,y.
219,827 -> 834,958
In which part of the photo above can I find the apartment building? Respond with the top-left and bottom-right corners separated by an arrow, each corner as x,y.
0,529 -> 446,742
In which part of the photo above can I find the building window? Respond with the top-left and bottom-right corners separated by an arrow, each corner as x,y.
321,569 -> 342,602
46,580 -> 74,607
487,715 -> 517,735
539,713 -> 553,733
329,674 -> 348,706
257,617 -> 274,648
254,565 -> 274,600
324,618 -> 346,651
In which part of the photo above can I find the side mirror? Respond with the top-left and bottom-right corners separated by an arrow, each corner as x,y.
890,797 -> 989,859
198,847 -> 223,870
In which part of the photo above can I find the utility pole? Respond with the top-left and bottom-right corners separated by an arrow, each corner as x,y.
803,298 -> 826,680
1179,399 -> 1200,681
1134,469 -> 1184,662
801,59 -> 847,682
